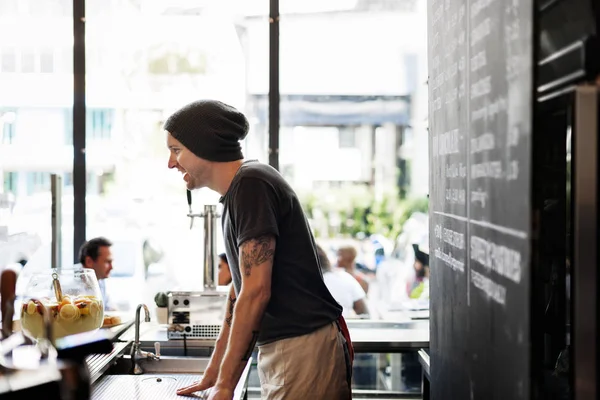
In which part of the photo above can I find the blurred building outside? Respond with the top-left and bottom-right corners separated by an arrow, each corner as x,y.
0,0 -> 429,312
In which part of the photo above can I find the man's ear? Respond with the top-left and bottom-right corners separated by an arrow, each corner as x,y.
84,256 -> 93,268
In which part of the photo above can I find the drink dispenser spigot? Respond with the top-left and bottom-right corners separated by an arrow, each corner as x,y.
186,191 -> 221,290
187,189 -> 194,229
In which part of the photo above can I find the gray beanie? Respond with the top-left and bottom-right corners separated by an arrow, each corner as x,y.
164,100 -> 249,162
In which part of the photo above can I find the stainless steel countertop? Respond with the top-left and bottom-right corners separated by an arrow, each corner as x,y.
123,321 -> 430,354
92,359 -> 252,400
84,318 -> 428,399
349,326 -> 430,352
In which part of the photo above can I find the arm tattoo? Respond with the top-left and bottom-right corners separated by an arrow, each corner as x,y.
242,331 -> 259,361
225,295 -> 236,327
241,235 -> 275,277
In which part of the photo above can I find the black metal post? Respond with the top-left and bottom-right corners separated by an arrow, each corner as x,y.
268,0 -> 280,171
573,86 -> 599,400
73,0 -> 86,262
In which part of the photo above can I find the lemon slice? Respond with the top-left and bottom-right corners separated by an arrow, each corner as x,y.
26,301 -> 37,315
59,304 -> 80,321
89,301 -> 100,318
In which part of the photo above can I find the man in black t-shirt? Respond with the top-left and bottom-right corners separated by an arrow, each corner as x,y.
164,100 -> 353,400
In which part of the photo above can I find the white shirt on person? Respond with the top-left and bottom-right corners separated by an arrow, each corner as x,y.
323,268 -> 366,317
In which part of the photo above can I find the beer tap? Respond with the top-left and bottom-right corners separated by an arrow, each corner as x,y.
184,190 -> 221,289
187,189 -> 194,229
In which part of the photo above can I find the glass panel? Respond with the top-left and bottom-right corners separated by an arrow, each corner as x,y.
85,0 -> 268,312
245,352 -> 423,396
39,48 -> 55,73
0,1 -> 73,278
20,47 -> 35,73
0,0 -> 18,15
1,47 -> 17,73
0,109 -> 16,144
278,0 -> 430,329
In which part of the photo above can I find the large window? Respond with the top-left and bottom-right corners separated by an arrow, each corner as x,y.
272,3 -> 429,393
0,1 -> 73,266
277,0 -> 429,322
84,0 -> 268,312
1,0 -> 429,314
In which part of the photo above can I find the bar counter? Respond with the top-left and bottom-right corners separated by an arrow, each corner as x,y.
117,319 -> 430,355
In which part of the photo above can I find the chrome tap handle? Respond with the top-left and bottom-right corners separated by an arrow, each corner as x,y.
187,190 -> 194,229
131,303 -> 154,374
146,349 -> 160,361
137,349 -> 159,360
134,304 -> 150,344
154,342 -> 161,358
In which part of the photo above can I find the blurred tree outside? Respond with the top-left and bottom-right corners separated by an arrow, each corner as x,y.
147,44 -> 208,75
298,185 -> 428,241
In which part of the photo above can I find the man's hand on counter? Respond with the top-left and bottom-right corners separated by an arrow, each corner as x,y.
207,385 -> 235,400
177,287 -> 236,397
176,367 -> 218,396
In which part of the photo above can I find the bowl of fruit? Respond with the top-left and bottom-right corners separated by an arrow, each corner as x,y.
20,268 -> 104,341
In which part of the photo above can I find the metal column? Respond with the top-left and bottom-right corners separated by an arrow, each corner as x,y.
268,0 -> 280,171
73,0 -> 87,260
203,205 -> 219,290
50,174 -> 63,270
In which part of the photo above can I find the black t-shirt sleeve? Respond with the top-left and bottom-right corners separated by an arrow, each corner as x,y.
232,177 -> 280,247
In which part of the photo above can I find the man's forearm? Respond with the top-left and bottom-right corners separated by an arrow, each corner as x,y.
207,287 -> 236,370
216,291 -> 268,389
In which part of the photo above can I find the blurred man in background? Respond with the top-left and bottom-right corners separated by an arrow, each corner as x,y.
336,245 -> 370,294
316,244 -> 369,318
77,237 -> 115,310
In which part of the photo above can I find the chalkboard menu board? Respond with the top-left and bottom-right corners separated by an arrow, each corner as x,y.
428,0 -> 533,398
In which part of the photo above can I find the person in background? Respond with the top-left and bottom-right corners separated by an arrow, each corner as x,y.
336,245 -> 370,294
218,253 -> 232,286
407,244 -> 430,299
316,244 -> 369,317
77,237 -> 115,310
317,245 -> 377,389
165,100 -> 352,400
398,243 -> 430,393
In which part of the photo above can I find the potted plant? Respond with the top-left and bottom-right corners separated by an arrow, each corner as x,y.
154,292 -> 169,324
